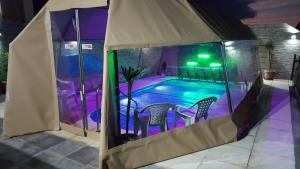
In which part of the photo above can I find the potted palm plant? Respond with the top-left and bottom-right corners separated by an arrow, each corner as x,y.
262,41 -> 275,80
0,52 -> 8,94
119,66 -> 144,141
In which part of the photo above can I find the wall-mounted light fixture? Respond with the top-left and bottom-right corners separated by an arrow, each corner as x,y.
197,54 -> 210,58
225,46 -> 234,50
187,61 -> 197,66
286,25 -> 300,34
224,41 -> 233,46
210,63 -> 222,67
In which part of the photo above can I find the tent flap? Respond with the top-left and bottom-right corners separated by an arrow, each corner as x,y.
103,115 -> 237,169
3,7 -> 59,137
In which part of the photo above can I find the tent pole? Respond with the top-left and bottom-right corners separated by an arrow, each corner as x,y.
220,42 -> 233,114
75,9 -> 88,136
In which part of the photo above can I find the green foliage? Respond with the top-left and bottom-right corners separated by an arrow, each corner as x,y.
121,66 -> 144,85
262,41 -> 274,70
263,41 -> 274,50
0,52 -> 9,82
120,66 -> 144,134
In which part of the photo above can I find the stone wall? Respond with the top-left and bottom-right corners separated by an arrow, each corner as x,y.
249,23 -> 300,79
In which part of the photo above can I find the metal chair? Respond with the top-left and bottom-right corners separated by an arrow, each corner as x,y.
134,103 -> 175,138
175,97 -> 217,127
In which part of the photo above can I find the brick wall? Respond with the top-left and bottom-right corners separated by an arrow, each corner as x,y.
249,23 -> 300,79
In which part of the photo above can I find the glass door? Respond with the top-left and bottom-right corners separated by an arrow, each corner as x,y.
51,9 -> 86,133
50,7 -> 107,136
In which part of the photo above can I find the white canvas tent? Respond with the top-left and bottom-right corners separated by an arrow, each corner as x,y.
3,0 -> 260,168
3,0 -> 107,137
100,0 -> 257,168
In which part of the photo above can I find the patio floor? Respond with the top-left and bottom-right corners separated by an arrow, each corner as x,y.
0,121 -> 99,169
0,79 -> 299,169
140,79 -> 300,169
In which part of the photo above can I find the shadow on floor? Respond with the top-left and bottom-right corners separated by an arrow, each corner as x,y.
252,84 -> 273,124
0,118 -> 57,169
0,118 -> 99,169
0,142 -> 59,169
289,87 -> 300,169
237,83 -> 273,140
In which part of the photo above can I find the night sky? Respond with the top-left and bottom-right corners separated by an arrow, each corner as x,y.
242,0 -> 300,27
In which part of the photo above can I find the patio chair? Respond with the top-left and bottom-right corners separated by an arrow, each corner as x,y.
57,78 -> 79,106
175,97 -> 217,127
134,103 -> 175,138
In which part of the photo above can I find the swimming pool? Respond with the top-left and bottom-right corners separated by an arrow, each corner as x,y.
90,79 -> 228,132
120,79 -> 226,108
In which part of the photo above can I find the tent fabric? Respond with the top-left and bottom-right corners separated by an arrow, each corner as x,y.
104,0 -> 256,50
104,0 -> 222,50
103,115 -> 237,169
3,0 -> 107,138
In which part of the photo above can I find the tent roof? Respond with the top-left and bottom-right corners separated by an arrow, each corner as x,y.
51,7 -> 108,41
104,0 -> 256,50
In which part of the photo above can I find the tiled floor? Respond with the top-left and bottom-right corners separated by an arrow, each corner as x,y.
140,80 -> 300,169
0,79 -> 299,169
0,119 -> 100,169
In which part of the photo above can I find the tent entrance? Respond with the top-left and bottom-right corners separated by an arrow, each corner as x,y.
50,7 -> 107,137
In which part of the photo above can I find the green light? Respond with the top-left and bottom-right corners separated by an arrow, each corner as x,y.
198,54 -> 210,58
210,63 -> 222,67
187,62 -> 197,66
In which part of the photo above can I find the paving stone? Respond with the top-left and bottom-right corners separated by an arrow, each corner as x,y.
46,130 -> 76,140
18,132 -> 50,141
23,133 -> 66,149
0,157 -> 15,169
55,158 -> 85,169
49,140 -> 86,156
198,160 -> 245,169
22,157 -> 58,169
0,143 -> 32,163
87,157 -> 99,168
0,137 -> 43,156
34,150 -> 64,165
155,153 -> 203,169
84,166 -> 97,169
10,163 -> 35,169
139,165 -> 166,169
67,146 -> 98,165
248,150 -> 295,169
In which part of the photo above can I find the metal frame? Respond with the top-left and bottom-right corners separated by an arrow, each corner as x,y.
75,9 -> 88,136
220,42 -> 233,114
113,50 -> 121,137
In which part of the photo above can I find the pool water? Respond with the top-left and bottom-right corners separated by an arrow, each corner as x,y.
91,79 -> 227,132
121,79 -> 226,108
